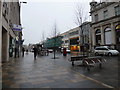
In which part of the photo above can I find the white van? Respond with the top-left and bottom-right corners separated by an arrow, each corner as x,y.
94,46 -> 119,56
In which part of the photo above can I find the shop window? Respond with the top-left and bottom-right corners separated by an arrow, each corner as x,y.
70,38 -> 79,45
95,29 -> 101,45
104,28 -> 112,44
103,10 -> 108,19
95,14 -> 98,22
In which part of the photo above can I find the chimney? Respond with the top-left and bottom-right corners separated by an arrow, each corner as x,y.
90,0 -> 97,7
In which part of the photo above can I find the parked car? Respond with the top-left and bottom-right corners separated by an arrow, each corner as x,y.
61,48 -> 70,53
66,49 -> 71,53
48,49 -> 53,53
94,46 -> 119,56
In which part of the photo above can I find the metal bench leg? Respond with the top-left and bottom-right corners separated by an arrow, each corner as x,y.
99,63 -> 102,69
87,65 -> 90,71
72,61 -> 74,66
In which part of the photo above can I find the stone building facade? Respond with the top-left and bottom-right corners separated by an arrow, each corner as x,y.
90,1 -> 120,51
0,0 -> 21,63
0,1 -> 2,65
60,31 -> 70,50
60,27 -> 80,52
69,27 -> 80,52
60,23 -> 92,52
80,22 -> 91,51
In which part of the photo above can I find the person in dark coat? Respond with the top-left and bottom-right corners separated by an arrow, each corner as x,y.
33,46 -> 38,60
14,47 -> 18,58
14,47 -> 19,58
47,49 -> 49,56
22,47 -> 25,57
26,49 -> 28,54
63,48 -> 67,56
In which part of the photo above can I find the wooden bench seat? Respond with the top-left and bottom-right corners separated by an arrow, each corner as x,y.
68,55 -> 88,66
68,56 -> 106,71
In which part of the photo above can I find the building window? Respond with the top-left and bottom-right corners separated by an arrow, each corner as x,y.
115,5 -> 120,16
96,29 -> 101,34
3,2 -> 7,7
69,30 -> 79,36
70,37 -> 79,45
103,10 -> 108,19
95,29 -> 101,45
65,40 -> 69,43
62,41 -> 64,44
94,14 -> 98,22
104,28 -> 112,45
63,34 -> 68,38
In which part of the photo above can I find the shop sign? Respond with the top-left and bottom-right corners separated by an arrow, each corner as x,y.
116,25 -> 120,32
12,24 -> 22,31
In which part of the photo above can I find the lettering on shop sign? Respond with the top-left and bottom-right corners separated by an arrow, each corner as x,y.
12,24 -> 22,31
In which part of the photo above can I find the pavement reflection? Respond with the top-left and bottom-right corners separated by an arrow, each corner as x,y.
2,52 -> 118,88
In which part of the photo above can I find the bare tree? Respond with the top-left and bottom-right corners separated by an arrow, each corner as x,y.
74,4 -> 88,26
52,22 -> 59,59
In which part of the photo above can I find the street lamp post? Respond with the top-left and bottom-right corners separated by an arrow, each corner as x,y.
18,1 -> 27,57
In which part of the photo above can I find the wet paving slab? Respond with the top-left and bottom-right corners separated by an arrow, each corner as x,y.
2,52 -> 117,88
71,56 -> 119,88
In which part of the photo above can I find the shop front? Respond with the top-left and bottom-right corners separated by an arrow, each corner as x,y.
2,27 -> 8,62
70,37 -> 80,52
70,45 -> 80,52
115,24 -> 120,52
9,36 -> 15,57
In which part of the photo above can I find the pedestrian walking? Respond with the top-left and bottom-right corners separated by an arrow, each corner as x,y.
22,47 -> 25,57
46,49 -> 49,56
14,47 -> 19,58
14,47 -> 17,58
33,46 -> 38,60
26,49 -> 28,54
63,48 -> 67,56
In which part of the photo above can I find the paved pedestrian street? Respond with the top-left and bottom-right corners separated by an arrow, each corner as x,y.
2,52 -> 118,88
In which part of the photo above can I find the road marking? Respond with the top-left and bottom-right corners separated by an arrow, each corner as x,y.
70,69 -> 114,88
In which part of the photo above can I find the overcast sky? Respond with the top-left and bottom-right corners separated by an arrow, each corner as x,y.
20,0 -> 100,45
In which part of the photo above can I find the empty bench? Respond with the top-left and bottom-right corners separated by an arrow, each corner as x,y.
68,55 -> 88,66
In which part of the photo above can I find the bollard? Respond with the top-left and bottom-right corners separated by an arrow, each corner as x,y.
72,61 -> 74,66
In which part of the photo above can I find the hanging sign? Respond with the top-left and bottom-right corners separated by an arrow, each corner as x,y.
12,24 -> 22,31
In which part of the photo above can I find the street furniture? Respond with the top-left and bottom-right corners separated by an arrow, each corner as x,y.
68,55 -> 88,66
68,56 -> 106,71
83,57 -> 106,71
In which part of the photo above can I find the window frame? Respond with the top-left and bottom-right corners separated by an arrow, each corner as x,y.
94,14 -> 98,22
103,10 -> 108,19
114,5 -> 120,16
